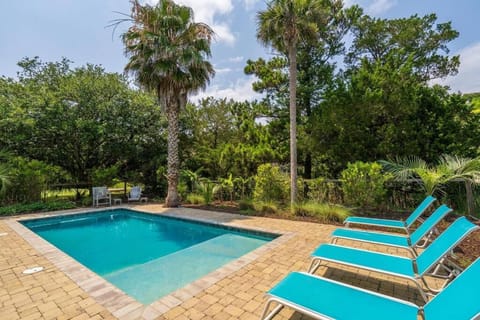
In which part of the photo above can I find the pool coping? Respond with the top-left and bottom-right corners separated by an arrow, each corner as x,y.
6,206 -> 295,320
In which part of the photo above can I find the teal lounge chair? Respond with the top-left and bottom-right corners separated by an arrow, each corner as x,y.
261,258 -> 480,320
309,217 -> 478,302
331,204 -> 452,257
344,195 -> 436,233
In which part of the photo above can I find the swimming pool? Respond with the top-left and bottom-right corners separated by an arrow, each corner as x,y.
22,209 -> 277,304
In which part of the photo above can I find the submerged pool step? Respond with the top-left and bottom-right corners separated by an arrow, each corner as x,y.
103,233 -> 266,304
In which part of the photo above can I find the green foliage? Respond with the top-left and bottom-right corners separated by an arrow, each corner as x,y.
238,199 -> 255,211
293,202 -> 350,222
464,93 -> 480,113
341,161 -> 390,208
315,61 -> 480,174
0,200 -> 76,216
1,157 -> 68,204
233,176 -> 254,200
0,57 -> 166,191
253,201 -> 279,214
185,193 -> 205,205
197,180 -> 217,205
347,13 -> 460,81
380,156 -> 441,196
182,98 -> 278,180
380,155 -> 480,199
180,169 -> 203,193
302,178 -> 343,204
253,164 -> 289,203
0,161 -> 11,195
216,174 -> 234,201
91,165 -> 119,187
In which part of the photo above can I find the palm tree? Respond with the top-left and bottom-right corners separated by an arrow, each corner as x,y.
121,0 -> 215,207
257,0 -> 323,205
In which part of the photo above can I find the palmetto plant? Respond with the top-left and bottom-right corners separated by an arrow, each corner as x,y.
180,168 -> 203,193
0,164 -> 11,195
380,155 -> 480,214
0,151 -> 12,195
119,0 -> 215,207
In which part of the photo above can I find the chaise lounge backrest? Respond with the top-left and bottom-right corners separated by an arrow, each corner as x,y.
415,217 -> 479,275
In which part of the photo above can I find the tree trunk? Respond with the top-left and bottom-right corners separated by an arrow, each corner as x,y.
304,153 -> 312,198
465,180 -> 475,216
165,99 -> 181,207
289,44 -> 298,206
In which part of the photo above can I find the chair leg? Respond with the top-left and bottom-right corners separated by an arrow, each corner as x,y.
260,299 -> 283,320
308,259 -> 322,274
412,279 -> 429,303
421,270 -> 456,294
408,247 -> 418,258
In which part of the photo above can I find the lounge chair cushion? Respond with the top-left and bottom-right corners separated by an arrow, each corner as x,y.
333,204 -> 452,249
311,244 -> 416,278
344,216 -> 406,228
332,228 -> 409,247
423,258 -> 480,320
267,272 -> 419,320
344,195 -> 436,229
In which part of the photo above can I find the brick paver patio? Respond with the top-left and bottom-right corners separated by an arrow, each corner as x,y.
0,205 -> 442,320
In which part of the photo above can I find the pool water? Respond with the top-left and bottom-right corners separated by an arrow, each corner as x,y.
22,209 -> 276,304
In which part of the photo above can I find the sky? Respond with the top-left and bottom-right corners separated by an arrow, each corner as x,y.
1,0 -> 480,101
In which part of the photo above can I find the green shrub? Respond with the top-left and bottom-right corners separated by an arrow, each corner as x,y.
90,165 -> 119,187
185,193 -> 205,205
341,161 -> 390,209
302,177 -> 343,204
197,180 -> 216,205
0,200 -> 76,216
253,164 -> 289,203
177,181 -> 189,201
253,201 -> 279,214
2,157 -> 68,204
238,199 -> 255,211
293,202 -> 350,223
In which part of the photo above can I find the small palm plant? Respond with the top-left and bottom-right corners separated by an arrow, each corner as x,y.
380,155 -> 480,214
0,164 -> 10,195
0,151 -> 12,196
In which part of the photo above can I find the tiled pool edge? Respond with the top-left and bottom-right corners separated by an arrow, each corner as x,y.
6,208 -> 295,320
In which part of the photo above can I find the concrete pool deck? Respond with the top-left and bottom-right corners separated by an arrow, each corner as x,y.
0,205 -> 443,320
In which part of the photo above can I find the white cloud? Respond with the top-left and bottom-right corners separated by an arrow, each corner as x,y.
211,23 -> 236,45
433,42 -> 480,93
367,0 -> 397,15
343,0 -> 397,15
215,67 -> 233,74
175,0 -> 236,45
145,0 -> 236,45
191,77 -> 263,102
243,0 -> 260,11
228,56 -> 244,63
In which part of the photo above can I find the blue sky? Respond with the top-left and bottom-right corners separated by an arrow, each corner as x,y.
1,0 -> 479,101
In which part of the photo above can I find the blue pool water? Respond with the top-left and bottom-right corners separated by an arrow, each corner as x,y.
22,209 -> 276,304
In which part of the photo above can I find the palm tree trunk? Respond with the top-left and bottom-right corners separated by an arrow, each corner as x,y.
165,99 -> 181,207
465,181 -> 475,216
289,44 -> 297,205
